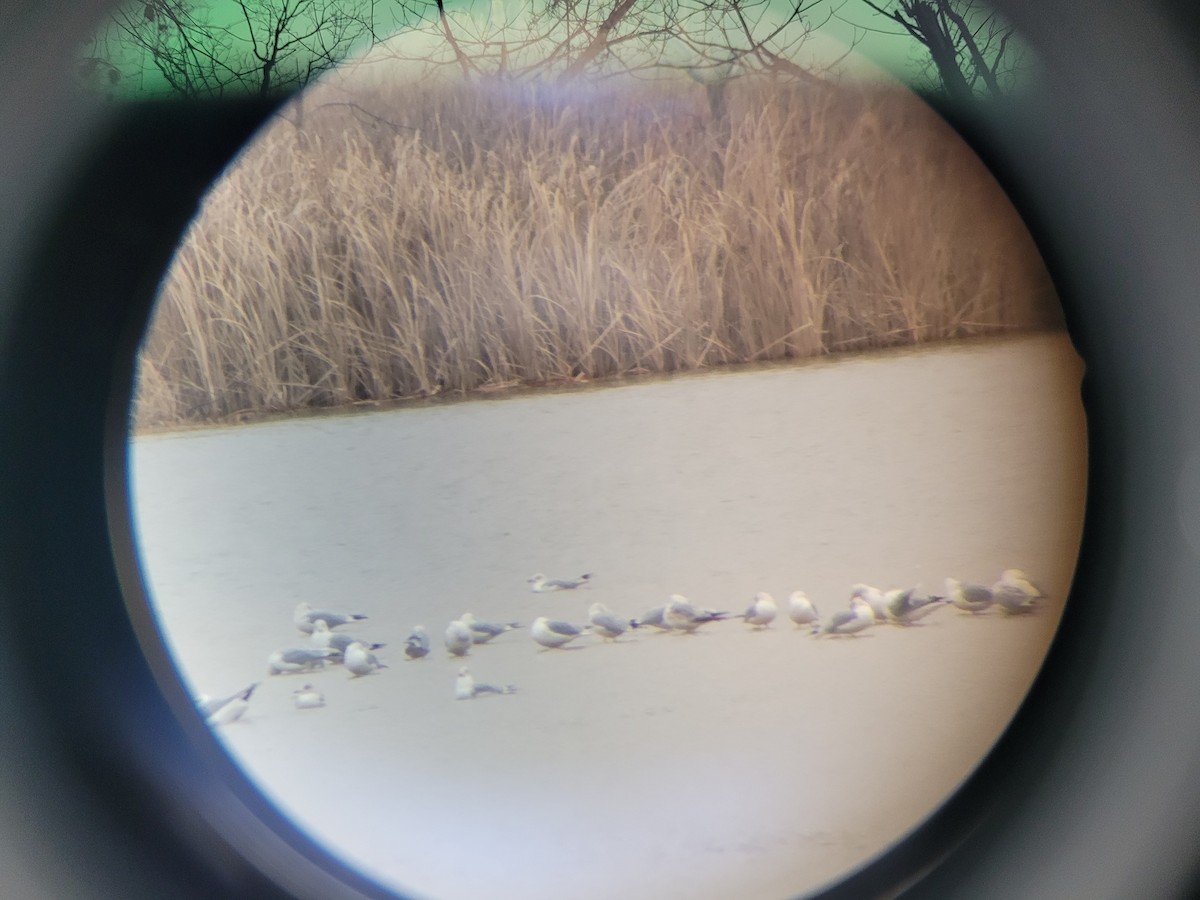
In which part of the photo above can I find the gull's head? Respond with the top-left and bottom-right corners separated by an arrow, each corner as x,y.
532,616 -> 548,627
943,577 -> 961,594
460,612 -> 477,625
313,619 -> 330,634
527,573 -> 545,583
754,591 -> 773,604
588,602 -> 610,616
458,666 -> 470,677
667,593 -> 689,606
413,625 -> 426,634
294,601 -> 313,614
789,590 -> 809,603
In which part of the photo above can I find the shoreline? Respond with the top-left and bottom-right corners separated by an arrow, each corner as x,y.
130,326 -> 1072,438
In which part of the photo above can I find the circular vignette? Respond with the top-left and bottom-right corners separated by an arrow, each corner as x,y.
2,2 -> 1200,899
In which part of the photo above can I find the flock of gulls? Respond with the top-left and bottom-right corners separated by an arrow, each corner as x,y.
194,567 -> 1046,726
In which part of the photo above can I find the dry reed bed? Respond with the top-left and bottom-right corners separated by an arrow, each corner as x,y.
134,77 -> 1059,429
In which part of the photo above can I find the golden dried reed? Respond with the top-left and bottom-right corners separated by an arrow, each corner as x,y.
133,76 -> 1059,429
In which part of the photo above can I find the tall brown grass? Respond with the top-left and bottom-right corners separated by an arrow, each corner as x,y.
133,76 -> 1060,430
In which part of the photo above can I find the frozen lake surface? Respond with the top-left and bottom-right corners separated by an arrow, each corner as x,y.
128,332 -> 1086,899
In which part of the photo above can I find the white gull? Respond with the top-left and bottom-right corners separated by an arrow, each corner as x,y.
663,594 -> 728,633
444,619 -> 473,657
460,612 -> 522,644
309,619 -> 385,658
885,588 -> 946,625
787,591 -> 819,628
944,577 -> 994,614
405,626 -> 431,659
813,596 -> 875,637
739,592 -> 778,628
293,601 -> 368,634
196,683 -> 258,726
527,572 -> 592,593
588,602 -> 636,641
344,641 -> 387,677
531,616 -> 587,649
455,666 -> 517,700
292,683 -> 325,709
849,584 -> 890,624
992,570 -> 1041,615
268,647 -> 336,675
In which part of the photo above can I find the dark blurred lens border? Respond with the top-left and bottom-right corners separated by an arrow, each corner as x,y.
3,2 -> 1200,898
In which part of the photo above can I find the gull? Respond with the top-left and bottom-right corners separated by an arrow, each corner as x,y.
994,569 -> 1044,614
588,602 -> 637,641
527,572 -> 592,593
460,612 -> 522,644
344,641 -> 387,677
849,584 -> 890,624
944,577 -> 994,614
405,626 -> 431,659
787,591 -> 819,628
455,666 -> 517,700
445,619 -> 474,657
196,683 -> 258,726
663,594 -> 728,633
293,601 -> 368,634
309,619 -> 385,659
992,571 -> 1040,615
636,606 -> 672,631
292,683 -> 325,709
885,588 -> 946,625
998,569 -> 1044,599
813,596 -> 875,637
739,592 -> 778,628
268,647 -> 336,675
531,616 -> 587,649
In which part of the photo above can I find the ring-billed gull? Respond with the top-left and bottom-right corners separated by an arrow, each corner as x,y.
587,602 -> 636,641
885,588 -> 946,625
849,584 -> 890,624
445,619 -> 473,657
292,683 -> 325,709
812,596 -> 875,637
739,592 -> 778,628
531,616 -> 587,649
527,572 -> 592,592
344,641 -> 387,677
293,601 -> 368,634
268,647 -> 336,674
309,620 -> 385,658
787,591 -> 819,628
405,626 -> 431,659
663,594 -> 728,633
944,577 -> 994,614
460,612 -> 522,644
455,666 -> 517,700
196,683 -> 258,725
